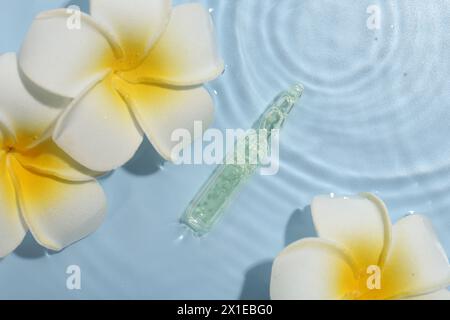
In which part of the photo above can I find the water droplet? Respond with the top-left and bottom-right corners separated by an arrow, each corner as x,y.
404,211 -> 416,217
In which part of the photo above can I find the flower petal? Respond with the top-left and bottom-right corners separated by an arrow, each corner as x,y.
311,193 -> 391,269
0,155 -> 26,257
19,9 -> 115,98
405,289 -> 450,300
0,53 -> 61,148
53,77 -> 143,172
381,214 -> 450,299
270,238 -> 358,300
116,82 -> 213,161
9,157 -> 106,251
121,3 -> 224,86
15,138 -> 99,182
90,0 -> 172,60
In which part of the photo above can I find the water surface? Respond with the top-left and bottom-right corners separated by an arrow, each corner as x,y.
0,0 -> 448,299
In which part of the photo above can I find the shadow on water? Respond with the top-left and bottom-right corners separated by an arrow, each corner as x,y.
239,205 -> 317,300
284,206 -> 317,246
123,138 -> 165,176
13,233 -> 46,259
239,261 -> 273,300
12,233 -> 62,260
97,170 -> 115,182
65,0 -> 90,13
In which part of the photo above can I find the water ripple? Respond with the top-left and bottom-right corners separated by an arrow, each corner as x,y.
206,0 -> 450,251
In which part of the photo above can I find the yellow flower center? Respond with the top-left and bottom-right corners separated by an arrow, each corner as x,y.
0,136 -> 60,208
102,37 -> 154,73
339,253 -> 412,300
92,40 -> 179,113
341,267 -> 388,300
113,50 -> 146,72
1,140 -> 21,160
4,145 -> 14,154
95,43 -> 145,95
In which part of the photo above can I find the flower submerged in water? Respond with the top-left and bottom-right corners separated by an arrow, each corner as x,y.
270,193 -> 450,300
0,53 -> 106,257
19,0 -> 224,171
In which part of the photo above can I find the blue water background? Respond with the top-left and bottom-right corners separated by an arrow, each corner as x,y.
0,0 -> 449,299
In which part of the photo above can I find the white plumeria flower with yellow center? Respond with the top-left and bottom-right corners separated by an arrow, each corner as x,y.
0,53 -> 106,257
19,0 -> 224,172
271,193 -> 450,300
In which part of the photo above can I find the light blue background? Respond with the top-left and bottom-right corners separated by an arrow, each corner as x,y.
0,0 -> 449,299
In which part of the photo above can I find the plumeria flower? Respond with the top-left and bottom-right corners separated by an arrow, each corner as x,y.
0,53 -> 106,257
19,0 -> 224,172
271,193 -> 450,300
